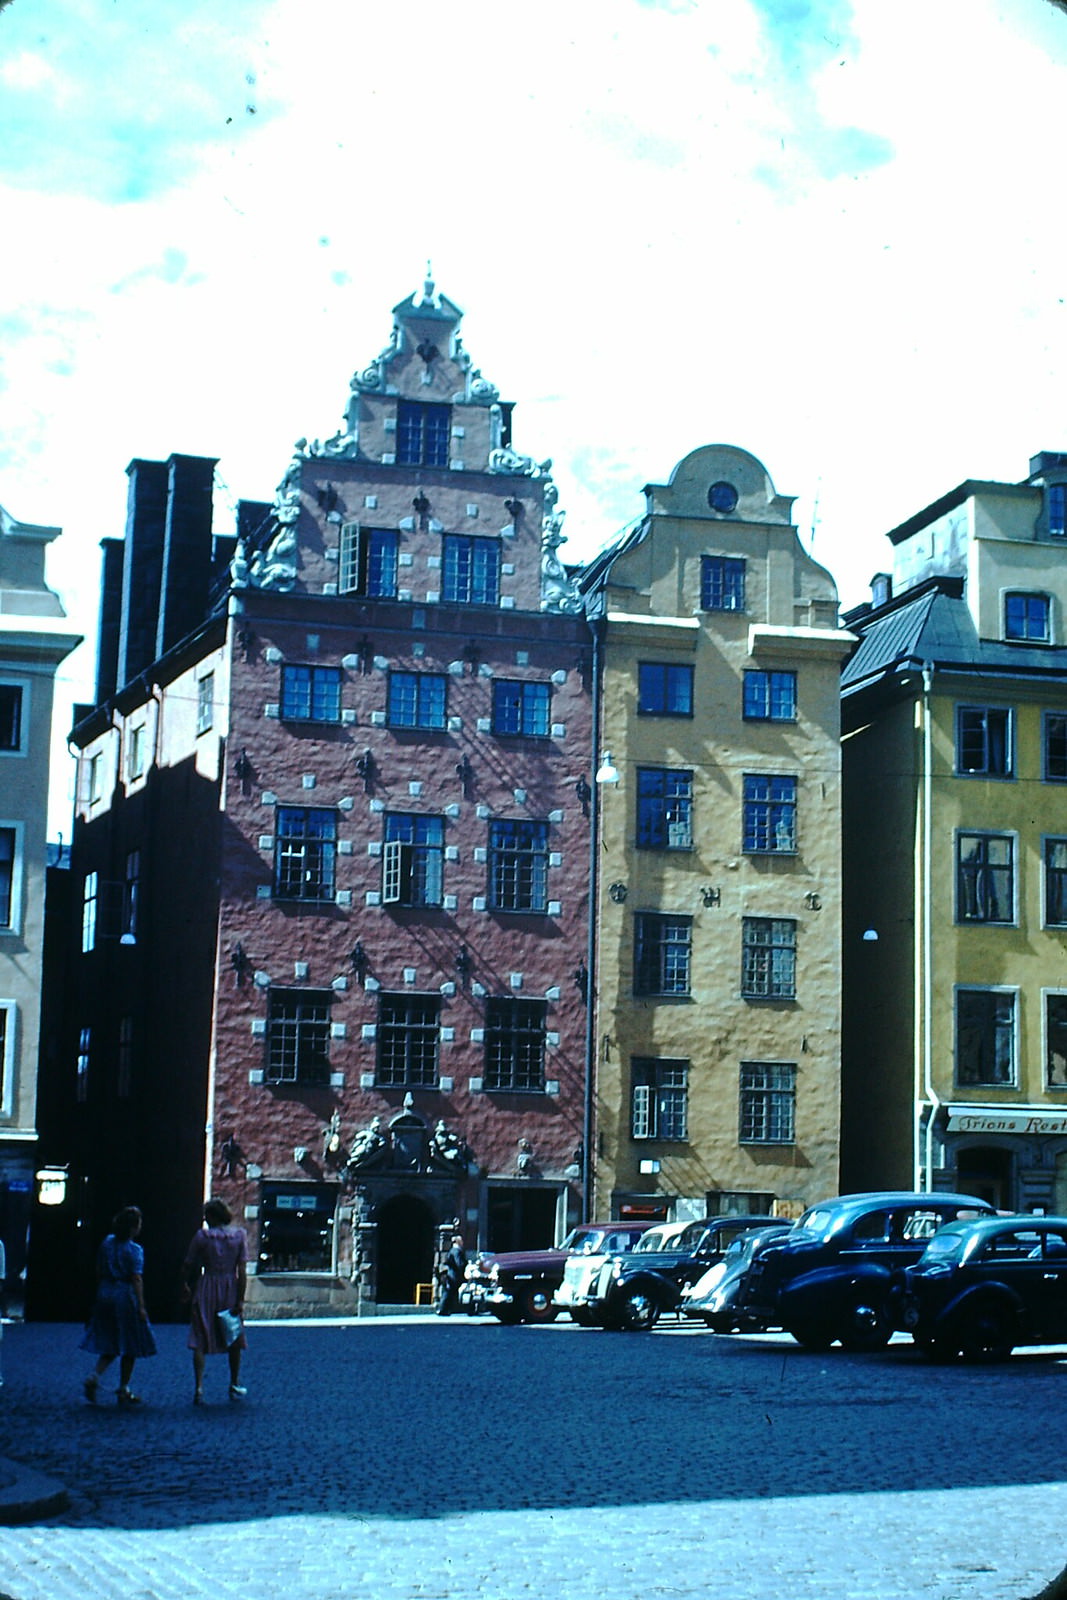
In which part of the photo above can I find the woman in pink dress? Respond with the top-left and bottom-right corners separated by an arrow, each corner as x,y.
181,1198 -> 248,1404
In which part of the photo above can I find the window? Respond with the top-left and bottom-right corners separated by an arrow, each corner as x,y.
274,808 -> 336,900
387,671 -> 447,730
196,673 -> 214,736
638,662 -> 694,717
1047,994 -> 1067,1088
122,850 -> 140,942
631,1058 -> 689,1141
87,751 -> 103,806
484,998 -> 546,1091
743,670 -> 797,721
634,913 -> 692,996
1050,485 -> 1067,539
956,706 -> 1012,777
396,400 -> 451,467
281,664 -> 342,723
701,556 -> 746,612
741,918 -> 797,999
636,768 -> 692,850
488,820 -> 549,913
742,774 -> 796,853
0,1003 -> 11,1109
956,988 -> 1016,1086
382,814 -> 443,907
377,993 -> 441,1087
118,1015 -> 134,1099
1005,591 -> 1051,642
76,1025 -> 90,1103
1046,838 -> 1067,925
127,723 -> 146,781
1044,714 -> 1067,781
957,832 -> 1014,923
492,680 -> 551,737
266,989 -> 332,1085
339,525 -> 399,598
0,828 -> 14,928
739,1062 -> 796,1144
0,685 -> 23,752
259,1186 -> 337,1273
82,871 -> 98,953
442,535 -> 500,606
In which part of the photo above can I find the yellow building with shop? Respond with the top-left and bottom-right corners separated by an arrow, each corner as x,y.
580,446 -> 853,1223
841,452 -> 1067,1211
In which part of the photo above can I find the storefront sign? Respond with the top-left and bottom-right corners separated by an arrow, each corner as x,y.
947,1106 -> 1067,1136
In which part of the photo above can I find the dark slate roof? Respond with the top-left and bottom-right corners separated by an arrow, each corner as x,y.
842,577 -> 1067,693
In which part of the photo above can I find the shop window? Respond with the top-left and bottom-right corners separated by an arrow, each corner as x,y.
259,1187 -> 337,1273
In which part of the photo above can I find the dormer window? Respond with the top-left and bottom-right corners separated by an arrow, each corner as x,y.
1004,591 -> 1051,644
1050,485 -> 1067,539
396,401 -> 450,468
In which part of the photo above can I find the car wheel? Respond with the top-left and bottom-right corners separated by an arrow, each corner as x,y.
956,1303 -> 1014,1363
611,1288 -> 660,1332
837,1296 -> 892,1353
522,1288 -> 559,1325
785,1320 -> 834,1351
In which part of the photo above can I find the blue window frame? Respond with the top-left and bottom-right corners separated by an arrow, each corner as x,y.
638,662 -> 693,717
387,672 -> 447,730
1004,592 -> 1051,643
274,808 -> 337,901
956,831 -> 1014,924
382,813 -> 444,907
492,680 -> 551,737
701,556 -> 746,612
742,774 -> 796,852
442,536 -> 500,606
281,665 -> 342,723
636,768 -> 692,850
633,913 -> 691,996
339,526 -> 399,597
488,820 -> 549,913
396,401 -> 450,468
743,670 -> 797,721
741,918 -> 797,999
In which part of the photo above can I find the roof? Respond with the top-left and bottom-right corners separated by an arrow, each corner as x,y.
841,577 -> 1067,694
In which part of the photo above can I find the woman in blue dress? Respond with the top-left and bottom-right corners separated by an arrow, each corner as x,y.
80,1205 -> 157,1406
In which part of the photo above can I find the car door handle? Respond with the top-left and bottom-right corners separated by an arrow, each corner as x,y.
1043,1273 -> 1059,1281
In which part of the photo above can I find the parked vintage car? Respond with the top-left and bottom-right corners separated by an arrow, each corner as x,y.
580,1215 -> 780,1331
681,1223 -> 794,1330
556,1220 -> 690,1324
459,1221 -> 655,1324
892,1215 -> 1067,1361
733,1191 -> 997,1351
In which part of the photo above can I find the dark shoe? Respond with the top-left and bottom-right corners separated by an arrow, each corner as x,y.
229,1384 -> 247,1400
83,1376 -> 98,1405
116,1388 -> 143,1406
192,1390 -> 204,1406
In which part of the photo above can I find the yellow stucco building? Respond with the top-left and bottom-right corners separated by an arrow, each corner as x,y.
580,446 -> 853,1223
841,452 -> 1067,1212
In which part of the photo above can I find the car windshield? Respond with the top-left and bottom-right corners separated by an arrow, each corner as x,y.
795,1208 -> 834,1236
573,1231 -> 610,1255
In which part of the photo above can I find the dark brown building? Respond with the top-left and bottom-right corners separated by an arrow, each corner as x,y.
51,281 -> 593,1317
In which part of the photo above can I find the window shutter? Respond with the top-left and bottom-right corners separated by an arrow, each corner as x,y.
632,1083 -> 652,1140
339,522 -> 362,595
382,839 -> 410,904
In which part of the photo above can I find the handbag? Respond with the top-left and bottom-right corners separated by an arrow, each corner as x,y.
215,1308 -> 243,1347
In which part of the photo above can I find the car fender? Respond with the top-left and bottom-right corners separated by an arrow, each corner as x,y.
779,1261 -> 893,1322
936,1281 -> 1027,1337
607,1269 -> 679,1311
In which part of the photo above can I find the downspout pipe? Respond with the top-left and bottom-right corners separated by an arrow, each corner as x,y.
919,661 -> 940,1191
582,613 -> 605,1223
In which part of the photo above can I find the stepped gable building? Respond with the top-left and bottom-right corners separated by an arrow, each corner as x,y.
61,280 -> 592,1317
0,504 -> 80,1303
841,452 -> 1067,1213
579,445 -> 851,1226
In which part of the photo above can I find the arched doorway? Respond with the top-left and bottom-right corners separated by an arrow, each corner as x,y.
375,1193 -> 436,1304
955,1145 -> 1013,1210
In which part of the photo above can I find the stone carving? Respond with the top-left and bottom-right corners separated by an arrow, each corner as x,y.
540,482 -> 582,614
488,446 -> 553,478
322,1110 -> 342,1163
431,1119 -> 474,1172
346,1115 -> 387,1171
468,369 -> 499,404
351,325 -> 399,394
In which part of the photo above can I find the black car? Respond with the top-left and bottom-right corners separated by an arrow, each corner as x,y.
682,1223 -> 795,1331
733,1191 -> 997,1351
893,1215 -> 1067,1361
584,1215 -> 780,1332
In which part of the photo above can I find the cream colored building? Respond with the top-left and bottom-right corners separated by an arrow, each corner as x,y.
841,452 -> 1067,1212
0,504 -> 80,1287
581,446 -> 852,1223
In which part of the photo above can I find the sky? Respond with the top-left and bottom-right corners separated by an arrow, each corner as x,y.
2,0 -> 1067,835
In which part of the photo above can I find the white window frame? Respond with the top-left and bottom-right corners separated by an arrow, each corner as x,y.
0,677 -> 29,760
196,673 -> 214,736
0,820 -> 24,936
955,828 -> 1017,926
0,1001 -> 16,1116
954,984 -> 1019,1089
1042,987 -> 1067,1091
127,722 -> 147,782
